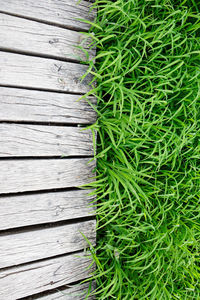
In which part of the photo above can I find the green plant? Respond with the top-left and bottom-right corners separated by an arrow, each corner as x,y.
82,0 -> 200,299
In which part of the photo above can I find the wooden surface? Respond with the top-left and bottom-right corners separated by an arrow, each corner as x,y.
0,87 -> 96,124
0,123 -> 94,157
0,158 -> 95,194
0,52 -> 92,93
0,252 -> 93,300
0,220 -> 95,268
36,283 -> 95,300
0,190 -> 95,230
0,0 -> 95,31
0,1 -> 96,298
0,13 -> 94,61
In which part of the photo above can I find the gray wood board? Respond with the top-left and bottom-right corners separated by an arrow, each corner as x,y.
0,190 -> 95,230
0,52 -> 92,93
0,252 -> 93,299
0,0 -> 95,31
35,282 -> 95,300
0,13 -> 94,61
0,220 -> 96,268
0,87 -> 96,124
0,123 -> 94,157
0,158 -> 95,194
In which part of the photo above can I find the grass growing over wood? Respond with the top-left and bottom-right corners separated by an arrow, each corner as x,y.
82,0 -> 200,299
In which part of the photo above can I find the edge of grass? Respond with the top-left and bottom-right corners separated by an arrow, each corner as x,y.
81,1 -> 200,299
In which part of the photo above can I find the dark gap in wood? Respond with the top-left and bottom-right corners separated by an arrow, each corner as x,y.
0,10 -> 91,33
0,249 -> 89,273
0,186 -> 91,198
0,85 -> 95,97
0,120 -> 95,127
0,215 -> 95,236
0,155 -> 94,160
18,278 -> 95,300
0,47 -> 92,65
0,84 -> 87,96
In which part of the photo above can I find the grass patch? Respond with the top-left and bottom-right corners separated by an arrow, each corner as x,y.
83,0 -> 200,299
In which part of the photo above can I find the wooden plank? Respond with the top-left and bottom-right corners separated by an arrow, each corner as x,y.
0,87 -> 96,124
0,52 -> 92,93
0,124 -> 94,157
0,158 -> 95,194
0,0 -> 95,31
0,252 -> 93,300
0,220 -> 95,268
0,190 -> 95,230
0,13 -> 94,61
35,283 -> 95,300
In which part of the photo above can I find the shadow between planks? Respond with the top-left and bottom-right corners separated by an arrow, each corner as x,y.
21,282 -> 96,300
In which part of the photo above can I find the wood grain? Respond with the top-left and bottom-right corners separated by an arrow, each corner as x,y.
0,158 -> 95,194
0,1 -> 96,297
35,282 -> 95,300
0,87 -> 96,124
0,123 -> 94,157
0,0 -> 95,31
0,220 -> 95,268
0,52 -> 92,93
0,13 -> 94,61
0,252 -> 93,300
0,190 -> 95,230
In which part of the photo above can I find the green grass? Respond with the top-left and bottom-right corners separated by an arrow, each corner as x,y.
81,0 -> 200,299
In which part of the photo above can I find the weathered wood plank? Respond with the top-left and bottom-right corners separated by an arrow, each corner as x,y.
0,124 -> 94,157
0,52 -> 92,93
0,13 -> 94,61
35,283 -> 95,300
0,190 -> 95,230
0,220 -> 95,268
0,87 -> 96,124
0,158 -> 95,194
0,252 -> 93,300
0,0 -> 95,31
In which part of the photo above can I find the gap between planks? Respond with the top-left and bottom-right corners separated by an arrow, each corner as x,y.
20,282 -> 95,300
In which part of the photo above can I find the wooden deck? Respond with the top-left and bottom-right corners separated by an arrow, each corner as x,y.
0,1 -> 96,299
